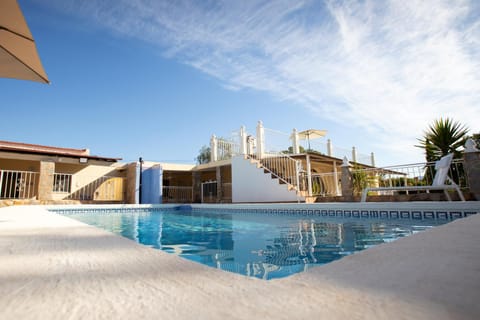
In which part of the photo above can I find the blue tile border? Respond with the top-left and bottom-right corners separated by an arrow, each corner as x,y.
49,206 -> 175,215
48,204 -> 478,222
424,211 -> 435,220
380,211 -> 389,219
411,211 -> 422,220
436,211 -> 448,220
400,211 -> 410,219
450,212 -> 463,220
390,211 -> 399,219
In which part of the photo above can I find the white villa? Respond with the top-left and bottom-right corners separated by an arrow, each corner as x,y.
1,121 -> 473,206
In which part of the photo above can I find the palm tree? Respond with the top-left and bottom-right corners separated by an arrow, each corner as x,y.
417,118 -> 469,185
416,118 -> 469,161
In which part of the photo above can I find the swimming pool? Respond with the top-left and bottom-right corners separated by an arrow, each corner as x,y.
58,204 -> 463,280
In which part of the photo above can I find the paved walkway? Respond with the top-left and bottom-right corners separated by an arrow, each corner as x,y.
1,205 -> 479,319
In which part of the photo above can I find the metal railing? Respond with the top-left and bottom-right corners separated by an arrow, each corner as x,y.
0,170 -> 38,199
201,181 -> 217,203
310,172 -> 341,197
217,138 -> 240,161
263,127 -> 291,153
67,176 -> 126,201
247,153 -> 301,193
53,173 -> 72,193
351,159 -> 468,195
263,126 -> 374,165
162,186 -> 192,203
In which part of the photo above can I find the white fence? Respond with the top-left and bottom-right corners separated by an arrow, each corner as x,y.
0,170 -> 126,202
217,138 -> 240,161
351,159 -> 468,195
0,170 -> 38,199
211,123 -> 375,166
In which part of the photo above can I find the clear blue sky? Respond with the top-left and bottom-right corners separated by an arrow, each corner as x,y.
2,0 -> 479,165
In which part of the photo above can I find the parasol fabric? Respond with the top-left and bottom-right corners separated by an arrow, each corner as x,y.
0,0 -> 49,83
298,129 -> 327,149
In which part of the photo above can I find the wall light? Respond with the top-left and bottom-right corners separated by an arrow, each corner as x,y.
79,157 -> 88,163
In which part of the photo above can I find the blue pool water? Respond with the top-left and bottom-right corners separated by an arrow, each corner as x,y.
65,209 -> 446,280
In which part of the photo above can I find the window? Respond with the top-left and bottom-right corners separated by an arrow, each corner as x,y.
53,173 -> 72,193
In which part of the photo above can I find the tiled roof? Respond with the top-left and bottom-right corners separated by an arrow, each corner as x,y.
0,140 -> 121,162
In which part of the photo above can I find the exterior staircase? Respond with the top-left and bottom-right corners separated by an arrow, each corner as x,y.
231,155 -> 305,203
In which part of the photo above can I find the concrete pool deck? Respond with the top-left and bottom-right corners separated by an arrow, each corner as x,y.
0,205 -> 479,319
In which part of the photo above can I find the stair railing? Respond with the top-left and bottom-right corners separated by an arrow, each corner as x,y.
246,153 -> 301,194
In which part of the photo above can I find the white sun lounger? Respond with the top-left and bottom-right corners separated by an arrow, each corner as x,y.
361,153 -> 466,202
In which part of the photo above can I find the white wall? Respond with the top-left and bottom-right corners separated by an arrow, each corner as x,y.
232,156 -> 300,203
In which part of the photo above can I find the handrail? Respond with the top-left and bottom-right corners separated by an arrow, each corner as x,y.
351,158 -> 468,192
246,153 -> 301,193
353,159 -> 463,173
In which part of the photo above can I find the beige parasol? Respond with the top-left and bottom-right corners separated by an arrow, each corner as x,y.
298,129 -> 327,149
0,0 -> 49,83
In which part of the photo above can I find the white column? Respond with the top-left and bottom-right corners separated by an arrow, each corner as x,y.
292,128 -> 300,154
247,136 -> 254,155
210,135 -> 218,162
370,152 -> 376,167
306,154 -> 312,197
135,162 -> 140,204
333,161 -> 340,196
239,126 -> 247,155
352,147 -> 357,163
327,139 -> 333,157
341,156 -> 354,200
256,120 -> 265,159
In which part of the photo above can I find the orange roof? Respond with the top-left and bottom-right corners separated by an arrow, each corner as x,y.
0,140 -> 121,162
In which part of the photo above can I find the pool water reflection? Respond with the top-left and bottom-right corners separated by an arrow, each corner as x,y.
66,210 -> 444,279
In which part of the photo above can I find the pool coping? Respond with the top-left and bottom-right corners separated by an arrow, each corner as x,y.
1,203 -> 480,319
46,201 -> 480,222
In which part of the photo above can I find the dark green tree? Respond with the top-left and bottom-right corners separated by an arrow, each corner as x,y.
196,145 -> 211,164
282,146 -> 306,154
416,118 -> 469,161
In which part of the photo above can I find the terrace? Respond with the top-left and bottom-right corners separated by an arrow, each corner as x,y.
1,203 -> 479,319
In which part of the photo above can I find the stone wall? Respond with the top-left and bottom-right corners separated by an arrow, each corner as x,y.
125,162 -> 139,204
0,199 -> 81,207
464,150 -> 480,200
38,161 -> 55,201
